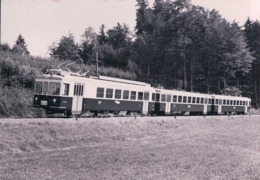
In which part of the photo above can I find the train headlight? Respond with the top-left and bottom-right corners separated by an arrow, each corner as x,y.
53,98 -> 57,104
35,97 -> 38,101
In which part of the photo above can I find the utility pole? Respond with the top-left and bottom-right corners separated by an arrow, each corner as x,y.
96,50 -> 99,76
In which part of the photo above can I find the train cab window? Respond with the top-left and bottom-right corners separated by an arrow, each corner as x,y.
63,83 -> 70,95
166,95 -> 171,102
130,91 -> 137,100
227,100 -> 230,105
35,81 -> 43,94
155,93 -> 160,102
138,92 -> 144,100
152,93 -> 155,101
188,97 -> 191,103
192,97 -> 196,103
43,82 -> 49,94
106,88 -> 113,98
144,92 -> 150,100
123,90 -> 129,99
223,99 -> 226,105
173,95 -> 177,102
200,98 -> 204,104
243,101 -> 245,105
208,99 -> 212,104
196,97 -> 200,104
215,99 -> 219,105
230,100 -> 233,105
96,87 -> 104,98
49,82 -> 60,95
161,94 -> 166,102
115,89 -> 122,99
239,101 -> 242,105
178,96 -> 182,103
183,96 -> 187,103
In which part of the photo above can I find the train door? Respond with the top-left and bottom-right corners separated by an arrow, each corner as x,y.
72,83 -> 84,115
217,99 -> 222,114
210,96 -> 216,115
165,94 -> 171,115
142,92 -> 150,115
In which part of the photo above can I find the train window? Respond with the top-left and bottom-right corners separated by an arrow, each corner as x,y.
156,93 -> 160,102
178,96 -> 182,103
106,88 -> 113,98
188,97 -> 191,103
234,101 -> 237,105
208,99 -> 212,104
200,98 -> 204,104
49,82 -> 60,95
223,99 -> 226,105
161,94 -> 166,102
196,97 -> 200,104
123,90 -> 129,99
74,85 -> 77,95
81,85 -> 84,96
35,81 -> 43,94
130,91 -> 136,100
152,93 -> 155,101
227,100 -> 230,105
219,99 -> 222,105
249,101 -> 251,106
74,85 -> 83,96
243,101 -> 245,105
43,82 -> 48,94
183,96 -> 187,103
115,89 -> 122,99
144,92 -> 150,100
63,83 -> 70,95
192,97 -> 196,103
96,88 -> 104,98
215,99 -> 219,105
138,92 -> 144,100
166,95 -> 171,102
230,100 -> 233,105
77,85 -> 81,96
173,95 -> 177,102
240,101 -> 242,105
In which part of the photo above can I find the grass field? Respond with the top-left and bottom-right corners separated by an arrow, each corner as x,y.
0,115 -> 260,179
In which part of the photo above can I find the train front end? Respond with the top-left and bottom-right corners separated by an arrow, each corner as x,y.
33,70 -> 72,117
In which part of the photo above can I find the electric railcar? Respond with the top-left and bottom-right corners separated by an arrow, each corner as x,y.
33,69 -> 251,117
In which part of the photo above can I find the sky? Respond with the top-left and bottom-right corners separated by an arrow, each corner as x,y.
1,0 -> 260,57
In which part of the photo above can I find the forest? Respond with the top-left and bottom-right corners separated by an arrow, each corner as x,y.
0,0 -> 260,117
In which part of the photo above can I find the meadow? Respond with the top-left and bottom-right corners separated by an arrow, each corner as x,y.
0,115 -> 260,179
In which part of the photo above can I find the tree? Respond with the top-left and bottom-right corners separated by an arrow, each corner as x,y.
12,34 -> 30,55
80,27 -> 97,64
49,33 -> 80,61
0,43 -> 11,52
244,19 -> 260,107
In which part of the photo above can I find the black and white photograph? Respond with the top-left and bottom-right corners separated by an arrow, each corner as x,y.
0,0 -> 260,179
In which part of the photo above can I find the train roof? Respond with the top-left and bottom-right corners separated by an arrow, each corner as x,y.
36,69 -> 151,87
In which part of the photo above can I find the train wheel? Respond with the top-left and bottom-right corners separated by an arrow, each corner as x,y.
64,111 -> 72,118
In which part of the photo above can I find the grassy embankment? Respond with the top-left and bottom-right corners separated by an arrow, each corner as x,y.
0,115 -> 260,179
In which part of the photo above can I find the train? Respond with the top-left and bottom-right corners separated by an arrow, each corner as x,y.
33,69 -> 251,117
